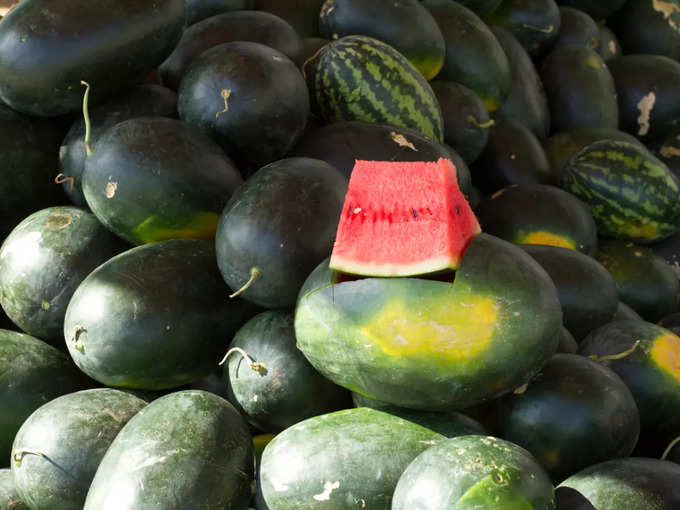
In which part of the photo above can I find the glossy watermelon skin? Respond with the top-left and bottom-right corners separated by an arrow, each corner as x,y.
561,140 -> 680,242
0,330 -> 90,467
10,389 -> 146,510
303,35 -> 444,142
595,240 -> 679,322
295,233 -> 562,411
319,0 -> 445,80
579,320 -> 680,456
0,207 -> 127,343
392,435 -> 555,510
58,84 -> 178,207
475,184 -> 598,255
63,239 -> 259,390
82,117 -> 243,245
160,10 -> 304,90
259,408 -> 445,510
557,458 -> 680,510
552,6 -> 599,50
422,0 -> 511,112
84,390 -> 253,510
0,0 -> 185,116
490,354 -> 640,483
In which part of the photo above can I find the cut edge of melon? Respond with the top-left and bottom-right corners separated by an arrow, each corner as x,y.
329,253 -> 461,277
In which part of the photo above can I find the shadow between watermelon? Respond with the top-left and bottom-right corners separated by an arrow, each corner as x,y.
294,233 -> 562,411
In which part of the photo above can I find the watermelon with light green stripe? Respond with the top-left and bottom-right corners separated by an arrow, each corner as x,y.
561,140 -> 680,242
295,233 -> 562,411
303,35 -> 444,142
579,320 -> 680,457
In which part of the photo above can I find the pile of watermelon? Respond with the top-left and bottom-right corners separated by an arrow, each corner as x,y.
2,0 -> 680,508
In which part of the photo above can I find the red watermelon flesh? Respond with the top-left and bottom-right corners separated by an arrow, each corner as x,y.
329,158 -> 481,276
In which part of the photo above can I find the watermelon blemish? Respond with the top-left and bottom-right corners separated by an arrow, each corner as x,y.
329,158 -> 481,277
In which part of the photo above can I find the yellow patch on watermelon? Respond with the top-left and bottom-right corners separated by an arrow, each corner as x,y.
514,231 -> 576,250
621,220 -> 660,240
361,293 -> 499,362
650,333 -> 680,383
134,212 -> 220,244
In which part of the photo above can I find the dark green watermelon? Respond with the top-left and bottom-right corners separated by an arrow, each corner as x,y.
595,240 -> 679,322
579,320 -> 680,456
493,26 -> 551,140
82,117 -> 243,245
254,0 -> 324,37
290,121 -> 472,196
485,0 -> 561,57
652,129 -> 680,179
11,389 -> 146,510
0,104 -> 66,238
319,0 -> 445,80
84,390 -> 253,509
471,115 -> 552,193
215,157 -> 347,309
429,81 -> 491,164
540,45 -> 618,133
179,41 -> 310,171
259,408 -> 445,510
543,127 -> 643,183
614,301 -> 643,322
555,0 -> 625,21
597,25 -> 621,61
609,0 -> 680,61
522,244 -> 618,340
423,0 -> 511,112
0,0 -> 185,116
650,230 -> 680,280
476,184 -> 597,254
0,469 -> 28,510
0,330 -> 90,467
607,54 -> 680,141
58,84 -> 178,207
0,207 -> 126,343
491,353 -> 639,482
553,6 -> 599,50
392,435 -> 555,509
223,310 -> 351,432
303,35 -> 444,142
160,11 -> 304,90
185,0 -> 254,25
351,393 -> 487,437
557,458 -> 680,509
455,0 -> 502,17
557,326 -> 579,353
561,140 -> 680,242
63,239 -> 259,390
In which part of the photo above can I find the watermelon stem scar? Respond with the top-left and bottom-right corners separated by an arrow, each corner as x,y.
662,435 -> 680,460
229,266 -> 261,298
13,449 -> 49,467
219,346 -> 268,375
70,325 -> 87,353
588,340 -> 641,363
80,80 -> 94,157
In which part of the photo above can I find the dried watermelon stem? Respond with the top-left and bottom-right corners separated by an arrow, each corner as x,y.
467,115 -> 495,129
219,347 -> 267,375
229,267 -> 261,298
13,449 -> 49,467
80,80 -> 94,156
587,340 -> 640,363
54,173 -> 75,192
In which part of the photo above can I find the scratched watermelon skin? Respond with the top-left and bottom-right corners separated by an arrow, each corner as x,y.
303,35 -> 444,142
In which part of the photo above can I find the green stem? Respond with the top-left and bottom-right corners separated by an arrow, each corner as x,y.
219,346 -> 267,375
13,449 -> 48,467
662,436 -> 680,460
229,267 -> 261,298
80,80 -> 94,157
588,341 -> 640,362
467,116 -> 495,129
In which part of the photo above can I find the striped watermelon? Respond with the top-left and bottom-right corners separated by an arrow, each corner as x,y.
303,35 -> 444,142
561,140 -> 680,242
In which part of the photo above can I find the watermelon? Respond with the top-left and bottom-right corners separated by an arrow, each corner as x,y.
303,35 -> 444,142
561,140 -> 680,242
0,469 -> 28,510
329,158 -> 480,277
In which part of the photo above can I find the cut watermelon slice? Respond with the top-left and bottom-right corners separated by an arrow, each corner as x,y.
329,158 -> 481,276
